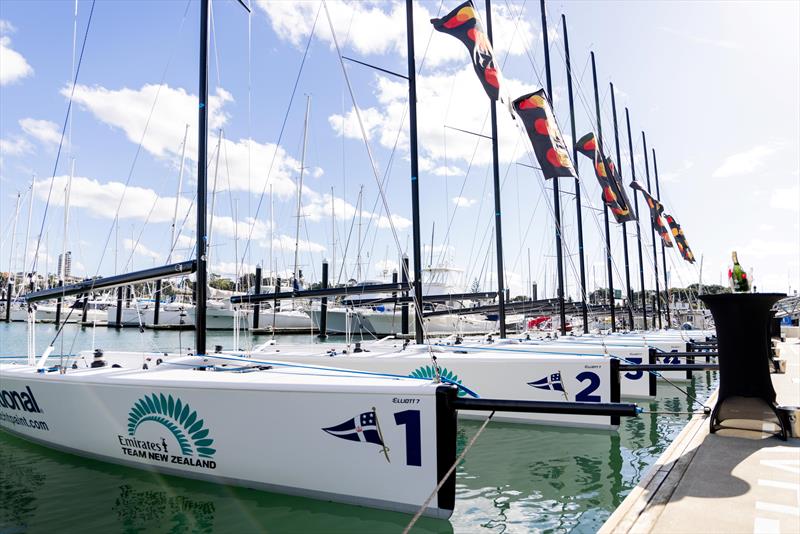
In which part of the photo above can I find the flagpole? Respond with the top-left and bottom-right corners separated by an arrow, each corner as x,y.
642,131 -> 662,329
562,14 -> 588,333
540,0 -> 566,335
652,149 -> 671,328
405,0 -> 425,344
484,0 -> 507,338
610,83 -> 634,330
625,108 -> 647,330
590,52 -> 616,332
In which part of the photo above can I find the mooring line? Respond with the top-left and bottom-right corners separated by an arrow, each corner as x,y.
403,410 -> 496,534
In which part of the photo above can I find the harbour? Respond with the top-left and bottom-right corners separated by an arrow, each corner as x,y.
1,0 -> 798,532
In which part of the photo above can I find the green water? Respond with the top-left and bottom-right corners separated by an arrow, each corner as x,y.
0,323 -> 718,533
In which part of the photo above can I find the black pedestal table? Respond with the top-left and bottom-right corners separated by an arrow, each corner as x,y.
699,293 -> 787,440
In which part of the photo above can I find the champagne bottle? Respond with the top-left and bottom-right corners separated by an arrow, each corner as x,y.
731,251 -> 750,292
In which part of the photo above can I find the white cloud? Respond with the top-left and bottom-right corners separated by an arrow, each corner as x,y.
330,66 -> 536,171
20,118 -> 62,146
451,196 -> 476,208
660,160 -> 693,183
302,191 -> 411,231
770,185 -> 799,212
255,0 -> 536,68
269,234 -> 325,254
66,81 -> 412,236
0,22 -> 33,85
0,136 -> 31,156
123,238 -> 160,260
712,145 -> 777,178
33,174 -> 192,224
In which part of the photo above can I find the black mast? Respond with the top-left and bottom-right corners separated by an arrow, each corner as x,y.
540,0 -> 566,335
406,0 -> 424,344
642,131 -> 662,328
195,0 -> 210,354
652,149 -> 671,328
562,15 -> 588,333
590,52 -> 616,331
485,0 -> 507,337
625,108 -> 647,330
610,83 -> 634,330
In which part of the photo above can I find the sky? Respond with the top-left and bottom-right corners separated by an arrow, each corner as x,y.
0,0 -> 798,300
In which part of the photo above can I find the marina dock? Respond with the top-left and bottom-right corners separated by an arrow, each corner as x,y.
600,338 -> 800,534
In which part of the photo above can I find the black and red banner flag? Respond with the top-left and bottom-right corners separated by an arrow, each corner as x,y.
513,90 -> 576,179
665,214 -> 695,263
431,1 -> 500,101
630,180 -> 673,247
575,133 -> 636,223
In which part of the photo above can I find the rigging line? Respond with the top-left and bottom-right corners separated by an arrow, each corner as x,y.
349,1 -> 445,278
434,0 -> 528,270
83,0 -> 193,288
324,1 -> 440,346
238,3 -> 321,270
403,410 -> 496,534
30,0 -> 97,277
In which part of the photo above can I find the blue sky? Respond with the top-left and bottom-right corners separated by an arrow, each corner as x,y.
1,0 -> 798,299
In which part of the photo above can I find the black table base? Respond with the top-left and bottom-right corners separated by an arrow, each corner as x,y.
699,293 -> 787,440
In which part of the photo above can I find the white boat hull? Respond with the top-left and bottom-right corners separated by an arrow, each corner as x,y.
0,359 -> 457,518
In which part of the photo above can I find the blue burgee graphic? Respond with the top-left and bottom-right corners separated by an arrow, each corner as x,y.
322,411 -> 384,446
527,372 -> 565,392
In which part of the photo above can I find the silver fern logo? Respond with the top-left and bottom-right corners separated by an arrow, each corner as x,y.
118,393 -> 217,469
408,365 -> 468,397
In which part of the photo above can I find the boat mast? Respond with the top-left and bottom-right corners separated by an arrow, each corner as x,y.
294,95 -> 311,290
539,0 -> 566,335
356,185 -> 363,281
562,14 -> 588,333
207,128 -> 222,272
610,83 -> 634,330
169,124 -> 190,264
23,175 -> 34,292
484,0 -> 507,337
652,148 -> 671,327
590,52 -> 616,331
405,0 -> 425,343
331,185 -> 336,285
6,193 -> 21,319
61,160 -> 73,283
625,108 -> 647,330
642,131 -> 662,328
195,0 -> 210,354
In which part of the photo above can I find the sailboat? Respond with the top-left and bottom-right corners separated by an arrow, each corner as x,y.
1,0 -> 638,519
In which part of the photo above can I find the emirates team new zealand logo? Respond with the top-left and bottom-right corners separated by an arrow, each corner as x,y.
118,393 -> 217,469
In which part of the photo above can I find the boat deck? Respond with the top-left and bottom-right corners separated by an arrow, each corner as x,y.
599,339 -> 800,534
